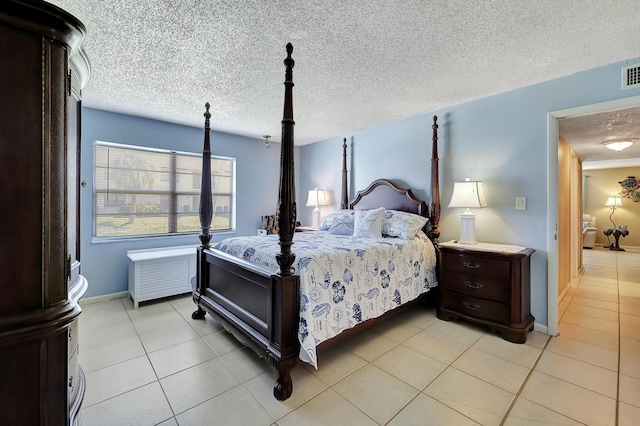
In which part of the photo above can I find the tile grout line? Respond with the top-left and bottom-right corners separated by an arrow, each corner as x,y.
615,251 -> 621,426
498,334 -> 551,426
383,328 -> 486,426
499,250 -> 616,425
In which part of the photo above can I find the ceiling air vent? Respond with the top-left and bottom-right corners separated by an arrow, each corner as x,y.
621,64 -> 640,90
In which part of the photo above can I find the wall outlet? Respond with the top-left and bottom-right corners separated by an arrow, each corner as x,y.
516,197 -> 526,210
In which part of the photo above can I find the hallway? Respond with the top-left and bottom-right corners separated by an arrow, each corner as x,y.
551,247 -> 640,424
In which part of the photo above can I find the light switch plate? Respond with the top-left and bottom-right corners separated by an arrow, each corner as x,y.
516,197 -> 526,210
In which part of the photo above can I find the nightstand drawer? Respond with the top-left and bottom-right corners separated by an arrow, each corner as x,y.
442,252 -> 510,280
445,272 -> 511,303
441,290 -> 510,323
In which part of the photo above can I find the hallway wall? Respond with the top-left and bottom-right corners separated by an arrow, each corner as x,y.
558,138 -> 572,297
584,167 -> 640,248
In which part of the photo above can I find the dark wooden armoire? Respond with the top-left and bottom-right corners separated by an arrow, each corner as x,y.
0,1 -> 90,424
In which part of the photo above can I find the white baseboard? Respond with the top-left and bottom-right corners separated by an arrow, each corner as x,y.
534,322 -> 550,335
558,285 -> 571,305
80,291 -> 128,306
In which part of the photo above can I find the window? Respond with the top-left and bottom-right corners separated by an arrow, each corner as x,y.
94,141 -> 235,239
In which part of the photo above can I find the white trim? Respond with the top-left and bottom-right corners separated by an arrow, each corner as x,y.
547,94 -> 640,338
534,322 -> 548,335
583,158 -> 640,170
94,139 -> 234,161
547,113 -> 559,337
558,281 -> 571,304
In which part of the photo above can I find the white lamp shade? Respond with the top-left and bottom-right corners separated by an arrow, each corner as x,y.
605,197 -> 622,207
448,180 -> 488,209
306,188 -> 327,207
448,179 -> 487,245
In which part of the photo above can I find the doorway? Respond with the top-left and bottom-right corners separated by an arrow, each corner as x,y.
548,94 -> 640,336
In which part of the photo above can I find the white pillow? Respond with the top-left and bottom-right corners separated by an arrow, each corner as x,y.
353,207 -> 385,238
382,210 -> 428,239
319,210 -> 355,235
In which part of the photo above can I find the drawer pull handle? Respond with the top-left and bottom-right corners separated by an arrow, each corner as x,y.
463,301 -> 481,311
463,262 -> 480,269
464,280 -> 483,289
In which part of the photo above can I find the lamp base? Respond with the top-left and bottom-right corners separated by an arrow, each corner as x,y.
458,210 -> 477,245
311,207 -> 320,229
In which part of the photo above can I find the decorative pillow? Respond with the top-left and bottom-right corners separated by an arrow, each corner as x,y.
382,210 -> 428,240
319,210 -> 355,235
353,207 -> 385,238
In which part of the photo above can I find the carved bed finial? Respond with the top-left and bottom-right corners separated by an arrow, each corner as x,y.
203,102 -> 211,153
199,102 -> 213,248
284,43 -> 294,73
341,138 -> 348,210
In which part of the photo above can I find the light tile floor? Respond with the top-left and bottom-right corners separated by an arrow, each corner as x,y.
77,247 -> 639,425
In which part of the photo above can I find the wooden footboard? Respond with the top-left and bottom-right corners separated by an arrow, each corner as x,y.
193,246 -> 301,399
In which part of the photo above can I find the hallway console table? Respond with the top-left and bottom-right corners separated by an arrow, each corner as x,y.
603,227 -> 629,251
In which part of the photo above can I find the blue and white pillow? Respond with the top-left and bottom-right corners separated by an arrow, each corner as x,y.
353,207 -> 385,238
382,210 -> 428,239
319,210 -> 355,235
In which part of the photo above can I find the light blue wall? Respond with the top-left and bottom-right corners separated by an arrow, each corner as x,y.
299,58 -> 640,326
82,57 -> 640,320
80,108 -> 300,298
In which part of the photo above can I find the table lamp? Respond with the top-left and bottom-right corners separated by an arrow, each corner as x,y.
306,188 -> 327,229
448,178 -> 488,244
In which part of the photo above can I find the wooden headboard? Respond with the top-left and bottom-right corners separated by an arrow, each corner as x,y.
339,116 -> 440,242
349,179 -> 428,218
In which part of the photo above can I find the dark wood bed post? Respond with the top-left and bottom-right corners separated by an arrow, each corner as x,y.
341,137 -> 348,209
199,103 -> 213,249
428,116 -> 440,242
276,42 -> 297,275
192,103 -> 213,319
268,42 -> 301,401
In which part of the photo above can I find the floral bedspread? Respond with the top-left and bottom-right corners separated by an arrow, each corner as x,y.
215,230 -> 438,368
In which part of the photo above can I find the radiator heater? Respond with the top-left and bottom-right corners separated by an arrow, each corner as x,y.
127,245 -> 197,308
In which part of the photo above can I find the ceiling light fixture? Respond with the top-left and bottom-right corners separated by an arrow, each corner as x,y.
602,138 -> 636,151
262,135 -> 271,149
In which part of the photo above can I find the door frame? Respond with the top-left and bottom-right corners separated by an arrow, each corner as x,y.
547,94 -> 640,336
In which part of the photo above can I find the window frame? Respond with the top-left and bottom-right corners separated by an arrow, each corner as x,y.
92,140 -> 236,240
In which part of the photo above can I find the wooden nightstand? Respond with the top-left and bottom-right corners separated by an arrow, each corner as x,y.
436,241 -> 535,343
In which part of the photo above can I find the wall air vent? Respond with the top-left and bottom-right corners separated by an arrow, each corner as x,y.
622,64 -> 640,90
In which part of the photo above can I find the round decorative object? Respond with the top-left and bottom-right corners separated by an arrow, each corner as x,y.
620,176 -> 638,189
619,176 -> 640,202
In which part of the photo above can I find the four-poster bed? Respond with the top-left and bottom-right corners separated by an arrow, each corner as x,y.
192,43 -> 441,401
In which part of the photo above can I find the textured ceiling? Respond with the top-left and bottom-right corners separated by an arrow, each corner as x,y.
560,106 -> 640,166
48,0 -> 640,145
